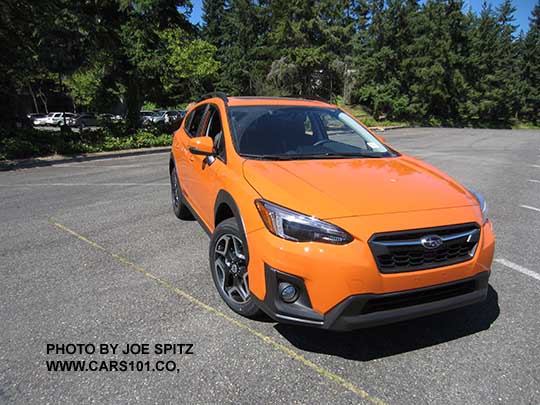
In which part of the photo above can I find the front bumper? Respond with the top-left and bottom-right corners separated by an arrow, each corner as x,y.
246,212 -> 495,330
253,266 -> 490,331
323,271 -> 489,330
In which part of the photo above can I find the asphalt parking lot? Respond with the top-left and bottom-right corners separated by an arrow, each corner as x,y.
1,128 -> 539,404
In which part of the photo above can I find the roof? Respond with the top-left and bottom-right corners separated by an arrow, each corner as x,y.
186,93 -> 335,112
227,96 -> 332,107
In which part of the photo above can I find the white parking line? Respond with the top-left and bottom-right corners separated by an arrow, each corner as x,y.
529,179 -> 540,183
520,204 -> 540,213
495,258 -> 540,282
532,164 -> 540,169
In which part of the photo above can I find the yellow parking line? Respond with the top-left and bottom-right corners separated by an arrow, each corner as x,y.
49,219 -> 387,405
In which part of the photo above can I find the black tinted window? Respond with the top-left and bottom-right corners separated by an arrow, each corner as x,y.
205,106 -> 225,159
206,107 -> 222,139
186,105 -> 206,136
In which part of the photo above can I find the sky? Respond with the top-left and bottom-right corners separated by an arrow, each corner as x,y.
187,0 -> 537,33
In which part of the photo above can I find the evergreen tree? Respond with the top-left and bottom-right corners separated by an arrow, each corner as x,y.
202,0 -> 227,47
466,0 -> 518,125
218,0 -> 267,95
407,0 -> 469,124
522,0 -> 540,122
3,0 -> 538,127
265,0 -> 356,98
354,0 -> 418,119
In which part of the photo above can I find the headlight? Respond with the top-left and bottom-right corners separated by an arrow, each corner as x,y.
470,190 -> 488,223
255,199 -> 353,245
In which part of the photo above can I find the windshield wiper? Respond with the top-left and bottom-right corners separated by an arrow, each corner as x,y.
284,152 -> 388,159
240,154 -> 300,160
240,152 -> 391,160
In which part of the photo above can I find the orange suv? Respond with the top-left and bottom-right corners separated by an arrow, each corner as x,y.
170,93 -> 494,330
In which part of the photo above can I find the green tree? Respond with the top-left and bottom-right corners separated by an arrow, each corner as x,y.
63,0 -> 218,127
265,0 -> 356,98
217,0 -> 268,94
354,0 -> 418,119
406,0 -> 469,124
465,0 -> 518,125
159,28 -> 220,96
203,0 -> 227,47
0,1 -> 86,124
522,0 -> 540,122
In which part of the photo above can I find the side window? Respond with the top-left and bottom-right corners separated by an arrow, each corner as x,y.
304,115 -> 314,136
204,105 -> 226,159
321,114 -> 347,135
185,105 -> 207,137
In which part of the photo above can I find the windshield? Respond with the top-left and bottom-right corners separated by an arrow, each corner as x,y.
230,106 -> 394,159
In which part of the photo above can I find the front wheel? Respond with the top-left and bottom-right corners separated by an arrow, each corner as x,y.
210,218 -> 262,318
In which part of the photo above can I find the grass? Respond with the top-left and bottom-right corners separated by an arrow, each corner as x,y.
338,103 -> 410,128
338,103 -> 540,129
511,121 -> 540,129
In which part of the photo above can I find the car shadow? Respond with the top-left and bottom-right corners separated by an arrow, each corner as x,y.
274,285 -> 499,361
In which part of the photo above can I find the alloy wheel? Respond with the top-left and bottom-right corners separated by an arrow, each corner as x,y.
213,234 -> 249,303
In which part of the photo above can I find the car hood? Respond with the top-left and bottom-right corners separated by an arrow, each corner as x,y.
242,155 -> 477,219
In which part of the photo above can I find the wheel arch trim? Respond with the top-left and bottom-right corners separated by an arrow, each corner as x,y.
214,190 -> 247,235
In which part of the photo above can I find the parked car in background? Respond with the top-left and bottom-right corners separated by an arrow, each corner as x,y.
98,113 -> 122,123
148,110 -> 185,125
140,111 -> 160,126
41,112 -> 76,126
67,113 -> 98,128
166,110 -> 184,123
27,113 -> 46,121
32,113 -> 52,126
149,110 -> 168,124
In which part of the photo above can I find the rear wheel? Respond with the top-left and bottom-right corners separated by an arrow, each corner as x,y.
170,165 -> 194,220
210,218 -> 261,318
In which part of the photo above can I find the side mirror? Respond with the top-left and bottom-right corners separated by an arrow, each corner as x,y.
377,135 -> 387,143
188,136 -> 214,156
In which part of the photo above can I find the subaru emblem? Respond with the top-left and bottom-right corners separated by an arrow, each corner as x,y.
421,235 -> 443,250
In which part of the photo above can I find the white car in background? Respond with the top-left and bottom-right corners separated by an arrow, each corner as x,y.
37,112 -> 75,126
33,113 -> 54,126
140,111 -> 160,126
151,110 -> 184,124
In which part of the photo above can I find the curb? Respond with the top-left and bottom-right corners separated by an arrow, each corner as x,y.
370,125 -> 409,132
0,146 -> 171,171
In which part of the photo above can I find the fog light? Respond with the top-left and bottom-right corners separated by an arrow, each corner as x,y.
278,282 -> 299,303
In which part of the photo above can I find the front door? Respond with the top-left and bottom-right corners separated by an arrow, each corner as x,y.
174,104 -> 208,214
187,103 -> 228,228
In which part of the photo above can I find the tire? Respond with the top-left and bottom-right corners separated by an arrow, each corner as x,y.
169,165 -> 194,220
210,218 -> 262,318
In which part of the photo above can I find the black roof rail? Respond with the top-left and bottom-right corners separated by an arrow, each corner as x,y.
199,92 -> 229,104
301,95 -> 331,104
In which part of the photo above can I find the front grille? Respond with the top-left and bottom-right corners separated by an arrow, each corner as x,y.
360,280 -> 476,314
368,223 -> 480,273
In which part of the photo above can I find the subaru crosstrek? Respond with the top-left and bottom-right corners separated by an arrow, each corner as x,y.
169,93 -> 494,330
